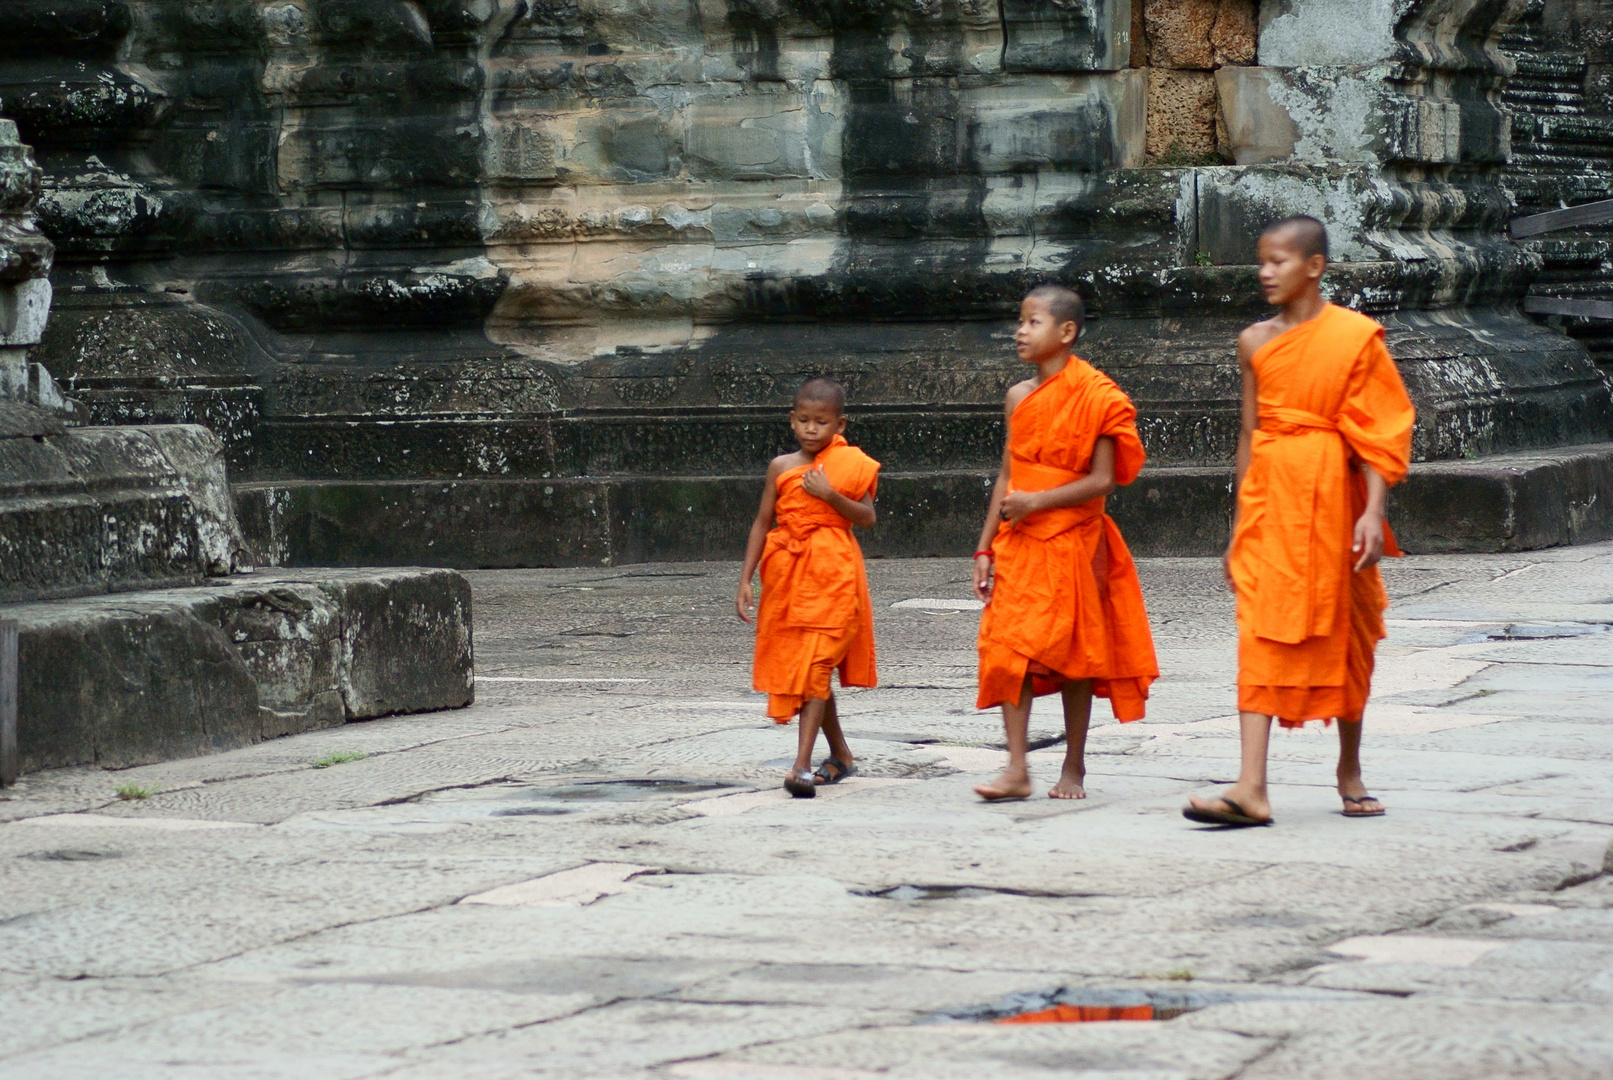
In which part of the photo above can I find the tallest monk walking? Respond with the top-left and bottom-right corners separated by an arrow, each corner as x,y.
1186,216 -> 1415,828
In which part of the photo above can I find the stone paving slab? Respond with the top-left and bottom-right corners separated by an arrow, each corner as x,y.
1,545 -> 1611,1077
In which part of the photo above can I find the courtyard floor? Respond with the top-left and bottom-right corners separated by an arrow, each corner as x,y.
3,544 -> 1613,1078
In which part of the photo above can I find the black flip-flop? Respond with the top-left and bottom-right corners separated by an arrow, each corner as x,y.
1182,797 -> 1273,828
1342,794 -> 1385,818
813,758 -> 855,785
784,769 -> 816,799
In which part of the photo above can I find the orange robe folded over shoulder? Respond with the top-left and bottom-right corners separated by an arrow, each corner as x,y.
753,435 -> 881,722
977,357 -> 1159,720
1229,303 -> 1415,727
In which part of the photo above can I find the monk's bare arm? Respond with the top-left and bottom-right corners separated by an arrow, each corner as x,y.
736,458 -> 786,622
974,381 -> 1033,601
1233,326 -> 1263,491
1352,464 -> 1389,572
1001,437 -> 1116,518
799,468 -> 877,527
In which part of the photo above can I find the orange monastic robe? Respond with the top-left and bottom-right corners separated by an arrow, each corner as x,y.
977,357 -> 1158,719
753,435 -> 880,722
1229,303 -> 1415,727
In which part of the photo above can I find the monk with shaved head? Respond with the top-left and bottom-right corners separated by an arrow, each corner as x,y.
973,283 -> 1158,801
739,376 -> 880,798
1185,215 -> 1416,827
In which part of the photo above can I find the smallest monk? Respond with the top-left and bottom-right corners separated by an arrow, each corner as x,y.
738,377 -> 880,799
973,284 -> 1158,801
1185,216 -> 1414,827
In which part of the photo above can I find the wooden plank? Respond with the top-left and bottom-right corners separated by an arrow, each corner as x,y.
0,619 -> 15,787
1522,295 -> 1613,320
1510,198 -> 1613,238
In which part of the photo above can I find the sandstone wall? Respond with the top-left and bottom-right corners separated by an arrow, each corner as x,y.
0,0 -> 1608,507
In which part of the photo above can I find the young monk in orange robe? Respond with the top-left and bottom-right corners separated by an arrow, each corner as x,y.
1186,216 -> 1415,828
738,377 -> 880,799
973,284 -> 1158,802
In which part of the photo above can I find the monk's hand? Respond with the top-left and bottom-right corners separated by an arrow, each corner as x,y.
1222,545 -> 1234,591
800,466 -> 833,501
973,554 -> 994,604
1352,510 -> 1386,572
736,580 -> 756,623
999,490 -> 1041,522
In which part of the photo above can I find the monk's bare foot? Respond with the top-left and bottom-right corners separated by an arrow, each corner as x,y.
1048,769 -> 1086,799
1186,788 -> 1271,823
1337,770 -> 1384,816
974,770 -> 1033,801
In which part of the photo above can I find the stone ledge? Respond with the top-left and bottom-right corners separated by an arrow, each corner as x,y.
0,423 -> 245,603
233,469 -> 1236,566
235,443 -> 1613,566
1392,442 -> 1613,553
2,568 -> 474,775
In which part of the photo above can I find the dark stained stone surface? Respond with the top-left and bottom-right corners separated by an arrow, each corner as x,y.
5,567 -> 474,774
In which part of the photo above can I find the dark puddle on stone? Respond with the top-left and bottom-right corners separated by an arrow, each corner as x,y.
936,986 -> 1237,1025
20,849 -> 123,862
512,779 -> 742,805
854,884 -> 1080,901
492,806 -> 575,818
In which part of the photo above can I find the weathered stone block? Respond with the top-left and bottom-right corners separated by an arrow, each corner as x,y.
1147,68 -> 1220,162
685,94 -> 812,180
0,277 -> 51,347
1391,444 -> 1613,553
969,72 -> 1146,173
1143,0 -> 1256,69
1257,0 -> 1401,68
325,570 -> 475,721
1214,66 -> 1301,165
15,603 -> 263,773
0,423 -> 245,603
5,568 -> 476,775
1003,0 -> 1132,73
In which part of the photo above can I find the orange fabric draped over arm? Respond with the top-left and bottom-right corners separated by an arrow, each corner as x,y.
976,358 -> 1158,720
753,435 -> 880,721
1229,304 -> 1414,726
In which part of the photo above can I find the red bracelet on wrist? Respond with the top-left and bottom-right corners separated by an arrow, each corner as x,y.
973,550 -> 994,560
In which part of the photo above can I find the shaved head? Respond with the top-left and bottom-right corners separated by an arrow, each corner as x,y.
1261,215 -> 1329,261
1024,283 -> 1085,332
794,376 -> 845,416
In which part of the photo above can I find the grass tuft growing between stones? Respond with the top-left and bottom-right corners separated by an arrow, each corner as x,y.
115,783 -> 156,801
313,751 -> 368,769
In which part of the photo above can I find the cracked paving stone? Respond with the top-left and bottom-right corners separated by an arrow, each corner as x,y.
2,550 -> 1613,1076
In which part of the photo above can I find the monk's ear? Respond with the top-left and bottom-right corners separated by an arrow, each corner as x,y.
833,413 -> 847,433
1306,253 -> 1327,279
1059,320 -> 1078,346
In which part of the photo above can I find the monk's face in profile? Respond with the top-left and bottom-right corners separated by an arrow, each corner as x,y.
1256,229 -> 1326,307
790,398 -> 845,455
1015,297 -> 1077,364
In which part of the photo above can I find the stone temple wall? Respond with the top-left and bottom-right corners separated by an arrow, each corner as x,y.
2,0 -> 1611,562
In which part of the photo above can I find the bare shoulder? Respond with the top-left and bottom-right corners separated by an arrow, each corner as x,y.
1004,377 -> 1037,414
767,451 -> 809,478
1237,317 -> 1285,362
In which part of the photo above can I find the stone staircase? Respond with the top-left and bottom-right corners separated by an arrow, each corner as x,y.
1503,9 -> 1613,378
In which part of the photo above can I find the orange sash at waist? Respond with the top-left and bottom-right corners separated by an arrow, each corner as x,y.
1006,457 -> 1103,541
1259,407 -> 1338,436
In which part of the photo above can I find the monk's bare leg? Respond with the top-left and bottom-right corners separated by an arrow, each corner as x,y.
1188,711 -> 1273,822
1336,718 -> 1383,814
790,697 -> 828,783
1050,680 -> 1092,799
976,674 -> 1035,801
817,692 -> 855,776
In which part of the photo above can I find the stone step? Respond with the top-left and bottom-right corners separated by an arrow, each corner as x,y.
3,568 -> 474,776
233,442 -> 1613,568
0,422 -> 245,603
